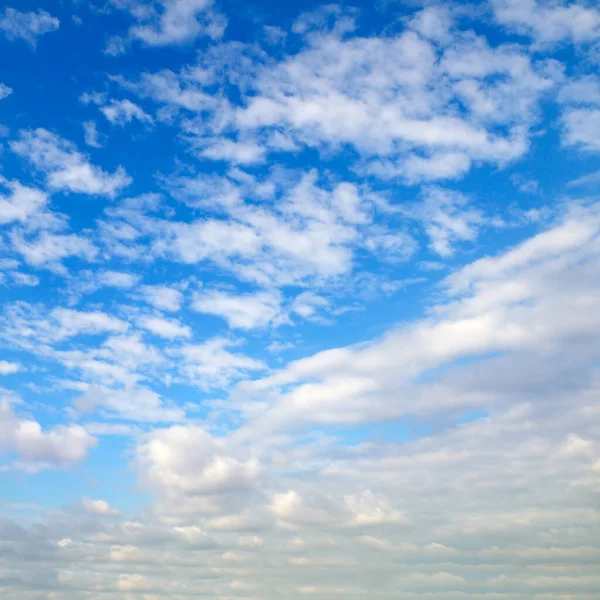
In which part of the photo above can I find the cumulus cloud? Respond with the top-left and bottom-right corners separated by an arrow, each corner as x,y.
100,99 -> 154,126
0,399 -> 96,470
0,8 -> 59,47
81,496 -> 119,516
82,120 -> 104,148
137,284 -> 184,311
11,231 -> 98,272
0,178 -> 48,225
558,76 -> 600,152
191,288 -> 283,329
107,0 -> 226,53
492,0 -> 600,45
10,129 -> 132,197
0,360 -> 22,375
137,315 -> 191,339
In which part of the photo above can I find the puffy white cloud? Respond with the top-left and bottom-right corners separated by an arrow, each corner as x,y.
492,0 -> 600,45
108,0 -> 226,51
558,77 -> 600,152
51,308 -> 129,339
115,170 -> 411,286
138,315 -> 191,339
81,496 -> 119,516
11,231 -> 98,272
191,288 -> 283,329
96,270 -> 140,289
101,99 -> 153,126
232,23 -> 557,182
0,8 -> 59,47
10,129 -> 131,197
291,291 -> 329,319
138,284 -> 184,311
82,120 -> 103,148
0,399 -> 96,470
0,361 -> 22,375
0,178 -> 48,225
199,138 -> 266,165
136,424 -> 261,497
404,187 -> 494,257
271,490 -> 405,528
561,109 -> 600,151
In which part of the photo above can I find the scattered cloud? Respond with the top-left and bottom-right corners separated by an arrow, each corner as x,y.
0,8 -> 59,48
82,121 -> 104,148
0,398 -> 96,471
0,82 -> 12,99
2,3 -> 600,598
10,129 -> 132,197
0,361 -> 22,375
81,496 -> 119,516
107,0 -> 226,52
192,288 -> 283,329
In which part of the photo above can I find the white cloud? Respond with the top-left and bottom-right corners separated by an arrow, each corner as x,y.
558,75 -> 600,152
143,170 -> 405,286
232,23 -> 557,182
10,129 -> 132,197
0,399 -> 96,470
179,337 -> 265,390
83,120 -> 103,148
138,315 -> 191,339
109,0 -> 226,50
101,99 -> 153,126
558,75 -> 600,105
3,6 -> 600,598
11,231 -> 98,272
81,496 -> 119,516
199,138 -> 266,165
367,151 -> 472,183
291,291 -> 329,319
0,178 -> 48,225
492,0 -> 600,45
138,284 -> 184,311
136,425 -> 261,497
568,169 -> 600,188
51,308 -> 129,339
0,82 -> 12,99
404,187 -> 492,257
0,8 -> 59,47
407,5 -> 453,44
191,288 -> 283,329
270,489 -> 405,528
9,272 -> 40,287
96,270 -> 140,289
74,384 -> 185,423
561,109 -> 600,151
0,361 -> 22,375
234,201 -> 600,436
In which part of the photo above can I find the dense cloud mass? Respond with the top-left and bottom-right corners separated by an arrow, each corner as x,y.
0,0 -> 600,599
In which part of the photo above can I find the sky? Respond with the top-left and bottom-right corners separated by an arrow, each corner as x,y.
0,0 -> 600,598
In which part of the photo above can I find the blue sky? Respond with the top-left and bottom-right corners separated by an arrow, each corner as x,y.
1,0 -> 600,598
